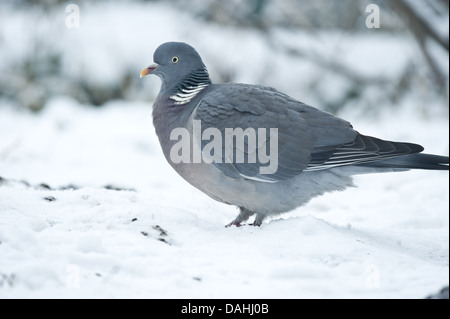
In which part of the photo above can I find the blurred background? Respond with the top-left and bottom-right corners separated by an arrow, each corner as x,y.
0,0 -> 448,114
0,0 -> 448,299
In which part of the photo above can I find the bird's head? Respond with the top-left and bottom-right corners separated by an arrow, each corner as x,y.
140,42 -> 209,93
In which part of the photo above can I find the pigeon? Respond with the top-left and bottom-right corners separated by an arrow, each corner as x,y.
140,41 -> 449,227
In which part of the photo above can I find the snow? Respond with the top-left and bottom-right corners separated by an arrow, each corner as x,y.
0,97 -> 448,299
0,1 -> 449,299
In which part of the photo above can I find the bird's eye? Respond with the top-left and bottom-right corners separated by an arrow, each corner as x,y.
171,56 -> 179,63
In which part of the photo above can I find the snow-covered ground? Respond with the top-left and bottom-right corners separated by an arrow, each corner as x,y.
0,97 -> 448,299
0,1 -> 448,299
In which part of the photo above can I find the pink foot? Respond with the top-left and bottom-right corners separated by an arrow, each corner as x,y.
225,220 -> 242,228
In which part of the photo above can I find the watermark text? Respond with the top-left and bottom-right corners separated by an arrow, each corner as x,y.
170,120 -> 279,175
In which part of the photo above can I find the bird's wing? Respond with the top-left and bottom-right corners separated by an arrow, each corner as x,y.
192,83 -> 357,182
306,133 -> 424,171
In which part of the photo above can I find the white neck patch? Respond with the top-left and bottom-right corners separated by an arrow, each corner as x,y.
170,83 -> 209,106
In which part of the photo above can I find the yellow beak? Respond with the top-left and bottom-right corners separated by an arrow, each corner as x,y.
140,63 -> 159,78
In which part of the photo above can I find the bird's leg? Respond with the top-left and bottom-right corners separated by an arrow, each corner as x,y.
225,207 -> 254,227
249,213 -> 265,227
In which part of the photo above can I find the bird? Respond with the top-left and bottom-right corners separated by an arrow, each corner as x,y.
140,41 -> 449,227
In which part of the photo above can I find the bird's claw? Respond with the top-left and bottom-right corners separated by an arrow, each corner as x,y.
248,221 -> 262,227
225,220 -> 262,227
225,220 -> 242,228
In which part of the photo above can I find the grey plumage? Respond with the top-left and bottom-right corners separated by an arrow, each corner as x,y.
141,42 -> 449,226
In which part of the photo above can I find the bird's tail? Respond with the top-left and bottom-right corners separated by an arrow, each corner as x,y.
357,153 -> 449,170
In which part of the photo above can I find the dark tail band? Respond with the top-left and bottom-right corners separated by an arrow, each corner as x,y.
358,153 -> 449,170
